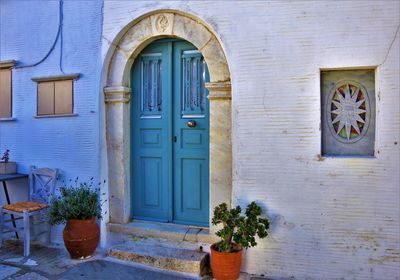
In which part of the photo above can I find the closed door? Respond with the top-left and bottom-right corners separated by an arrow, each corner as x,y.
131,39 -> 209,226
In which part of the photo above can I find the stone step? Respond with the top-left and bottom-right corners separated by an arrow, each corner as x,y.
107,237 -> 210,276
108,220 -> 219,244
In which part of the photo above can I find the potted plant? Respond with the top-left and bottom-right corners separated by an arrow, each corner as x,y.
48,178 -> 104,259
0,149 -> 17,174
210,201 -> 270,280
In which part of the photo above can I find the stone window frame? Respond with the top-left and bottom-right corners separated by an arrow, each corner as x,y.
320,68 -> 377,157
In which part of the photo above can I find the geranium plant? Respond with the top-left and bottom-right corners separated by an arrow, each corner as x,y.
212,201 -> 270,253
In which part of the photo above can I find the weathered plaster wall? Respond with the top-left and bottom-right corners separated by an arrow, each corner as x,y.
102,1 -> 400,279
0,0 -> 104,239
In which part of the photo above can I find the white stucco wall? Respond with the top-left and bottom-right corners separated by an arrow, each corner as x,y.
101,1 -> 400,279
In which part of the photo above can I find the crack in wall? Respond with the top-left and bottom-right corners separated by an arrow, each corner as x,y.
379,23 -> 400,66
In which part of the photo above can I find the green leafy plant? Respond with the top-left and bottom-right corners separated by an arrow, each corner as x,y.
212,201 -> 270,253
48,178 -> 105,225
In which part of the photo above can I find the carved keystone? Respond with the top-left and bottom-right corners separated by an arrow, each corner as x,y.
150,13 -> 174,35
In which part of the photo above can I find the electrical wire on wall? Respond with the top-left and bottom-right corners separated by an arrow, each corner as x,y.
59,0 -> 65,74
14,0 -> 65,73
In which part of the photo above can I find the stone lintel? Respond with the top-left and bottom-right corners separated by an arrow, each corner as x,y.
104,86 -> 131,103
31,73 -> 80,82
0,60 -> 17,69
206,82 -> 231,100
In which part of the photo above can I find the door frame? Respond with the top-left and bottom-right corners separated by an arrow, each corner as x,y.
102,10 -> 232,233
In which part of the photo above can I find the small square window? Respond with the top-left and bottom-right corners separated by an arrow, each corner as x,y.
0,60 -> 16,118
321,69 -> 376,156
32,74 -> 79,116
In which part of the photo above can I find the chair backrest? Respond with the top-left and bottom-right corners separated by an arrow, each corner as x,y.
29,166 -> 59,204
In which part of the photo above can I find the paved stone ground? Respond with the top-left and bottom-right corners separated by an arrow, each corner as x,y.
0,240 -> 279,280
0,240 -> 197,280
59,259 -> 195,280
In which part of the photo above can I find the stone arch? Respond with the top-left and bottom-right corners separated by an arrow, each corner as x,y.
107,11 -> 230,87
103,10 -> 232,232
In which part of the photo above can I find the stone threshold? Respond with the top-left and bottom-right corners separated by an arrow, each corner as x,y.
107,220 -> 219,244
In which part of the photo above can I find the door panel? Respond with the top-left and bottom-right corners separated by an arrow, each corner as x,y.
132,42 -> 172,222
141,157 -> 162,207
131,39 -> 209,226
173,41 -> 209,226
141,129 -> 162,148
181,159 -> 203,210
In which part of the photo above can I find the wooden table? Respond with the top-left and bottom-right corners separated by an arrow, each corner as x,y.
0,173 -> 29,239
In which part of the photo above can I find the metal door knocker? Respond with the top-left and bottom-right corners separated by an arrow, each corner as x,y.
187,120 -> 196,128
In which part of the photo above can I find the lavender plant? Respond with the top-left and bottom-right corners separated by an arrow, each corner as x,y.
1,149 -> 10,162
48,177 -> 106,225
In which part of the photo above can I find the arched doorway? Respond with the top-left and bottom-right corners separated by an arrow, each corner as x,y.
131,39 -> 210,226
103,11 -> 232,233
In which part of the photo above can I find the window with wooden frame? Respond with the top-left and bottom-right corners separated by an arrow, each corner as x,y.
0,60 -> 16,119
32,74 -> 79,117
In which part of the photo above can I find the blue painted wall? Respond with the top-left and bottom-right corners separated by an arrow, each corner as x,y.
0,0 -> 103,182
0,0 -> 104,241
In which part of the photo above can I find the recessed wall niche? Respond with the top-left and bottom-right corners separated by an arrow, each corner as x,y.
321,69 -> 375,156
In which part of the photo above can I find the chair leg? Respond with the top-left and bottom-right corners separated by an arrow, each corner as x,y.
47,225 -> 52,245
46,216 -> 52,245
0,206 -> 3,247
23,210 -> 30,257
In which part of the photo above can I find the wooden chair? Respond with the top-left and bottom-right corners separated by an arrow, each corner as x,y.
0,166 -> 58,256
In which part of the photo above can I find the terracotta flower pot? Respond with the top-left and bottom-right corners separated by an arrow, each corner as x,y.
210,244 -> 243,280
63,217 -> 99,259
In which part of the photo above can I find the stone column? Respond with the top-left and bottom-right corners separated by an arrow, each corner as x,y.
206,81 -> 232,234
104,86 -> 131,223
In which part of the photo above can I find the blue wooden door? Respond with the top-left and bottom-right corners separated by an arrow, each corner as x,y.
131,39 -> 209,226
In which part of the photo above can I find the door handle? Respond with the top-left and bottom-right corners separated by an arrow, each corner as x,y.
187,120 -> 196,128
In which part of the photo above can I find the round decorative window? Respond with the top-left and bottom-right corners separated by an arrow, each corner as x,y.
326,81 -> 370,143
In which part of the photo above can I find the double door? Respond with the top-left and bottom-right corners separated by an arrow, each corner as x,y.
131,39 -> 209,226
